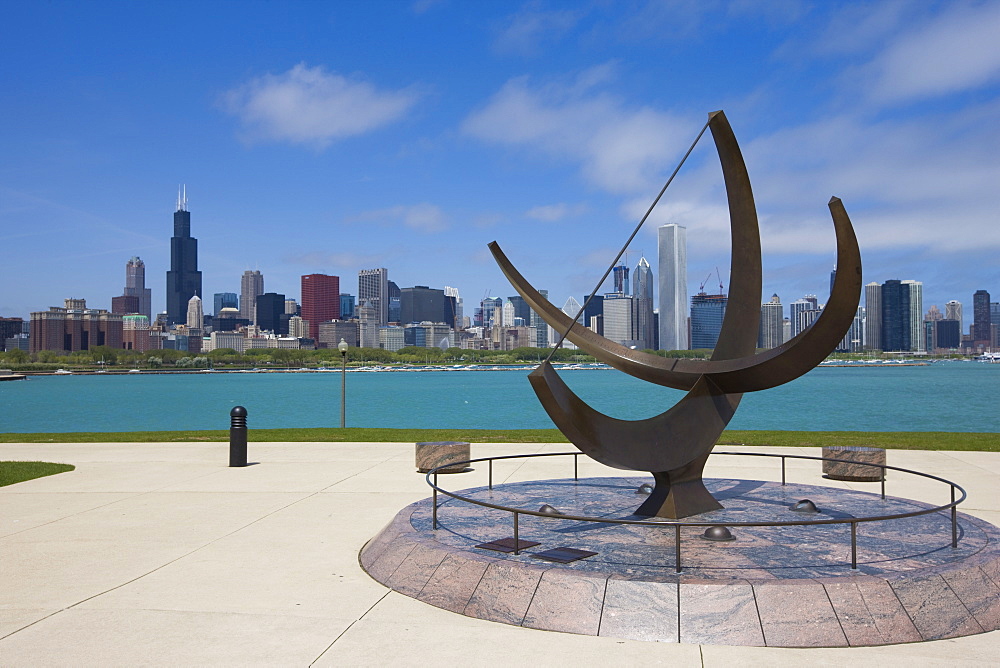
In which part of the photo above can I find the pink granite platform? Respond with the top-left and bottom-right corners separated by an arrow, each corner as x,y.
359,477 -> 1000,647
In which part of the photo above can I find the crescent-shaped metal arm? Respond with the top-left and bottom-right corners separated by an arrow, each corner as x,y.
528,360 -> 741,473
490,198 -> 861,394
492,109 -> 863,518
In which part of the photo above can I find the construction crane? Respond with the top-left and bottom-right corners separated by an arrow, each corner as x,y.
698,272 -> 712,293
716,266 -> 725,295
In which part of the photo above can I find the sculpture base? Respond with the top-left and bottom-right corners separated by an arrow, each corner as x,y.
361,477 -> 1000,647
634,454 -> 723,519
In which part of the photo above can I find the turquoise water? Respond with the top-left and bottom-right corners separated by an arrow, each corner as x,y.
1,363 -> 997,433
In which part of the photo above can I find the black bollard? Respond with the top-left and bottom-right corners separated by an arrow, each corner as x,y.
229,406 -> 248,467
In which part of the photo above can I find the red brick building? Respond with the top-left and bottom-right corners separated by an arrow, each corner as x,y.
301,274 -> 340,341
29,300 -> 123,353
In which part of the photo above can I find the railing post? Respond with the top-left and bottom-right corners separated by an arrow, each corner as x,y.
433,487 -> 438,529
489,459 -> 493,490
574,453 -> 579,481
881,469 -> 886,500
951,486 -> 958,548
229,406 -> 247,467
850,522 -> 857,569
513,512 -> 520,555
781,455 -> 786,486
674,524 -> 682,573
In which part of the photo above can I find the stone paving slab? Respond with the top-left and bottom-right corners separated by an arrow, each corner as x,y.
2,442 -> 1000,664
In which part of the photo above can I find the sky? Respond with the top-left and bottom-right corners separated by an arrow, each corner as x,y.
3,0 -> 1000,324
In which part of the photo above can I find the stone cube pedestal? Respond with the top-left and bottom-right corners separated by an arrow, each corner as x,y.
822,446 -> 886,482
416,441 -> 471,473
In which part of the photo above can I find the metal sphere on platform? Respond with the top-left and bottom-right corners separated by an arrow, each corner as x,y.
791,499 -> 820,513
701,525 -> 736,541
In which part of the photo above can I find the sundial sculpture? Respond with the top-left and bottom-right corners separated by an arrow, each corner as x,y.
489,111 -> 862,519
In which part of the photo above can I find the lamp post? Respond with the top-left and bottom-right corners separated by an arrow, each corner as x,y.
338,338 -> 349,428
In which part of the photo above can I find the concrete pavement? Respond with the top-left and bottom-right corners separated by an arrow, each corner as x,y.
1,441 -> 998,666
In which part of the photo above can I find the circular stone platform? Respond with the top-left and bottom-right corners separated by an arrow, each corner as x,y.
360,477 -> 1000,647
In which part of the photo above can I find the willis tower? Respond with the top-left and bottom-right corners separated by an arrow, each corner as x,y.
166,186 -> 202,326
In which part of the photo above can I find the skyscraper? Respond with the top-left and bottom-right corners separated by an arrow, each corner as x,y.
881,280 -> 910,352
936,320 -> 961,349
301,274 -> 340,341
339,294 -> 356,320
255,292 -> 287,335
902,280 -> 924,352
973,290 -> 991,342
358,268 -> 389,325
111,295 -> 140,315
603,293 -> 637,347
758,294 -> 783,349
945,300 -> 963,333
186,295 -> 203,330
612,263 -> 630,295
838,307 -> 864,352
789,298 -> 817,338
690,293 -> 727,350
399,286 -> 444,324
124,256 -> 152,320
214,292 -> 238,316
533,289 -> 549,348
657,224 -> 687,350
444,286 -> 463,330
387,280 -> 401,324
865,282 -> 882,351
583,294 -> 604,333
555,296 -> 584,349
633,257 -> 655,350
166,187 -> 202,326
508,295 -> 531,324
240,270 -> 264,324
481,296 -> 503,328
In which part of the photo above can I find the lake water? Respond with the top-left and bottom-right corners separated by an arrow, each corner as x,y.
1,362 -> 997,434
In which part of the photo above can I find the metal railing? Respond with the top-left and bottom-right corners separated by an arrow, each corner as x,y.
425,451 -> 967,573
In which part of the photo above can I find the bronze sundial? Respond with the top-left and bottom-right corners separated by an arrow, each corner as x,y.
489,110 -> 862,519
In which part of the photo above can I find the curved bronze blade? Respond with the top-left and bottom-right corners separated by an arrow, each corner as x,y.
494,110 -> 862,513
707,110 -> 760,363
528,360 -> 740,472
489,197 -> 861,393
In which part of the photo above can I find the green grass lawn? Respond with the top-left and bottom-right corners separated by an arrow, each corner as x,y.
0,428 -> 996,451
0,461 -> 75,487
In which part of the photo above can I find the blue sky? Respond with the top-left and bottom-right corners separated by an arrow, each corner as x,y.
3,1 -> 999,323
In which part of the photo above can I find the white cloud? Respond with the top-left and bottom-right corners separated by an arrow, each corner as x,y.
494,5 -> 584,56
795,0 -> 909,58
525,202 -> 587,222
462,68 -> 694,195
609,93 -> 1000,266
864,2 -> 1000,104
472,212 -> 505,229
221,63 -> 419,148
350,203 -> 448,234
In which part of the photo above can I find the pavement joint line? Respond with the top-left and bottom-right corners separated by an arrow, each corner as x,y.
0,609 -> 64,642
315,455 -> 400,493
36,484 -> 339,620
498,443 -> 560,485
309,589 -> 390,666
0,467 -> 225,539
822,581 -> 850,645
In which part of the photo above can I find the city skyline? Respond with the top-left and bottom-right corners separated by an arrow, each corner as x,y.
3,3 -> 1000,319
